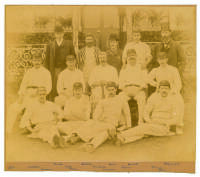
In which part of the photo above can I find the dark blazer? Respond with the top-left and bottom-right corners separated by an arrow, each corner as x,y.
150,40 -> 186,72
45,39 -> 75,75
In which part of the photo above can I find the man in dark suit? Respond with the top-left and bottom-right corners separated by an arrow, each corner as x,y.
150,25 -> 185,72
45,25 -> 75,100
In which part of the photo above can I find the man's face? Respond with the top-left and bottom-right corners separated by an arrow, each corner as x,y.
55,32 -> 64,40
159,86 -> 170,97
73,88 -> 83,98
66,60 -> 75,70
106,87 -> 117,97
132,32 -> 141,42
157,57 -> 168,66
99,53 -> 107,65
85,36 -> 94,47
32,58 -> 41,68
127,55 -> 137,66
109,40 -> 118,51
161,30 -> 171,43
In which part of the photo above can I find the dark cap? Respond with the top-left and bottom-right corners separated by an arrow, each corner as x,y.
54,25 -> 64,33
73,82 -> 83,90
66,55 -> 76,61
127,49 -> 137,57
159,80 -> 170,88
105,81 -> 118,89
109,33 -> 119,41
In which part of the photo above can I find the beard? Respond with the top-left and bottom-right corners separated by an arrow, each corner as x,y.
162,37 -> 170,43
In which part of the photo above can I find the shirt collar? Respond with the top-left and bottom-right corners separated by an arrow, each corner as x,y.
56,38 -> 64,47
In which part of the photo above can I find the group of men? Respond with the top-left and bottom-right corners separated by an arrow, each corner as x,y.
7,25 -> 185,152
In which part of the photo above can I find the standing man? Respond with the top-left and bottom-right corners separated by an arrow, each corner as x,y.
106,33 -> 123,74
77,33 -> 101,94
122,29 -> 152,71
45,25 -> 75,100
151,25 -> 185,72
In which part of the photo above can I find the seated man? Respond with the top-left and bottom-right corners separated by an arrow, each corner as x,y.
148,51 -> 184,134
56,82 -> 91,139
69,82 -> 131,152
88,51 -> 118,111
55,55 -> 85,108
116,80 -> 179,145
7,51 -> 52,133
119,49 -> 148,126
19,87 -> 64,148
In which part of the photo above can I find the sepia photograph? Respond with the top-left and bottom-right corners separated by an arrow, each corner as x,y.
4,5 -> 196,172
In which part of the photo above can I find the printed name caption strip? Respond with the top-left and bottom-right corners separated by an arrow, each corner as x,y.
5,162 -> 195,173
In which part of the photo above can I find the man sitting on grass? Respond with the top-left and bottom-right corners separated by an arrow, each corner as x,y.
66,81 -> 132,152
115,80 -> 179,145
56,82 -> 91,143
19,87 -> 64,148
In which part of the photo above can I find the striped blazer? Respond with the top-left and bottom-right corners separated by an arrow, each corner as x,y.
77,47 -> 101,70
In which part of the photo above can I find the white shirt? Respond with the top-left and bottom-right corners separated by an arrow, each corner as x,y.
119,65 -> 147,89
88,64 -> 118,86
20,101 -> 61,128
18,66 -> 52,95
94,95 -> 131,128
148,64 -> 182,94
122,41 -> 152,68
57,68 -> 85,95
144,93 -> 177,122
64,95 -> 91,121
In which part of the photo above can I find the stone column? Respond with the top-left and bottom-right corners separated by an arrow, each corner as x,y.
126,7 -> 133,42
72,7 -> 81,58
